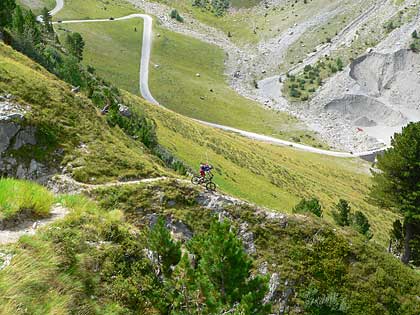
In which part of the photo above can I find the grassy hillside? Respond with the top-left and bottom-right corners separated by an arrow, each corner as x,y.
1,5 -> 419,315
92,181 -> 420,314
149,0 -> 374,45
53,0 -> 138,21
0,39 -> 396,244
56,19 -> 145,96
56,18 -> 326,147
124,92 -> 399,245
0,43 -> 168,183
1,17 -> 419,315
0,181 -> 418,314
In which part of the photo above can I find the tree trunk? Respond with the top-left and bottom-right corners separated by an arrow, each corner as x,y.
401,220 -> 415,264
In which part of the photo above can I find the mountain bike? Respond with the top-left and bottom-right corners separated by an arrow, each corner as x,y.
191,172 -> 216,191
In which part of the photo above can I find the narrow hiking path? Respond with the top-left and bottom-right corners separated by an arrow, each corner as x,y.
0,204 -> 68,245
48,1 -> 386,158
0,176 -> 178,244
51,174 -> 173,193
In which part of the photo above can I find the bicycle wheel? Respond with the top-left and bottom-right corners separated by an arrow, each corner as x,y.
206,181 -> 216,191
191,175 -> 202,185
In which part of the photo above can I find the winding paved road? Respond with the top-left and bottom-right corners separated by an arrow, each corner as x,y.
54,14 -> 159,105
47,0 -> 385,159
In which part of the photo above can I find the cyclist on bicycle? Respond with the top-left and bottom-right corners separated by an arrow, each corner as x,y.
200,162 -> 213,179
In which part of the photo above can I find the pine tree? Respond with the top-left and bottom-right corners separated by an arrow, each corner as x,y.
12,5 -> 24,34
72,32 -> 84,60
336,58 -> 344,71
389,219 -> 404,254
332,199 -> 351,226
148,216 -> 181,277
41,7 -> 53,33
351,211 -> 372,238
0,0 -> 16,28
65,32 -> 85,61
23,9 -> 40,44
293,198 -> 323,217
188,220 -> 270,314
370,122 -> 420,264
169,254 -> 220,314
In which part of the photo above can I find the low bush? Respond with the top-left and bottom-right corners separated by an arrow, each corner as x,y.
170,9 -> 184,22
293,197 -> 323,217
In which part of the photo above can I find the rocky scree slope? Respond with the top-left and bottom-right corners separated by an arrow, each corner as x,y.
309,49 -> 420,151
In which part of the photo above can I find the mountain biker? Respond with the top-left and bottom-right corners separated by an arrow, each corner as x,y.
200,162 -> 213,178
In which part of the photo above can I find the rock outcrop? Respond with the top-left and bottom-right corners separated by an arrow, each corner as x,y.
0,94 -> 54,183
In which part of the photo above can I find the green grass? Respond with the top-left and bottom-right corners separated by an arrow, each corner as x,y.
54,0 -> 138,21
56,20 -> 145,96
16,0 -> 56,15
91,181 -> 420,314
0,30 -> 397,244
124,92 -> 399,245
0,182 -> 418,314
0,179 -> 53,221
230,0 -> 261,9
153,0 -> 367,46
2,12 -> 419,314
0,194 -> 125,315
56,17 -> 327,147
149,25 -> 326,146
0,43 -> 168,184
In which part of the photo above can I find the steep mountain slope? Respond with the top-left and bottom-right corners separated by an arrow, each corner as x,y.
0,40 -> 397,243
1,17 -> 420,315
55,9 -> 326,147
0,43 -> 168,183
1,179 -> 419,314
126,92 -> 398,244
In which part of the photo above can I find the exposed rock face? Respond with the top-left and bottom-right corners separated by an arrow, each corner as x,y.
13,127 -> 37,150
196,190 -> 293,311
238,222 -> 256,255
0,94 -> 53,183
0,122 -> 20,153
0,95 -> 25,154
147,213 -> 193,242
264,272 -> 280,304
118,104 -> 132,117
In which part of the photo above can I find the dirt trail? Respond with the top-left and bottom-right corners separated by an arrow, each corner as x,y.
0,176 -> 177,245
0,204 -> 68,245
50,174 -> 172,194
